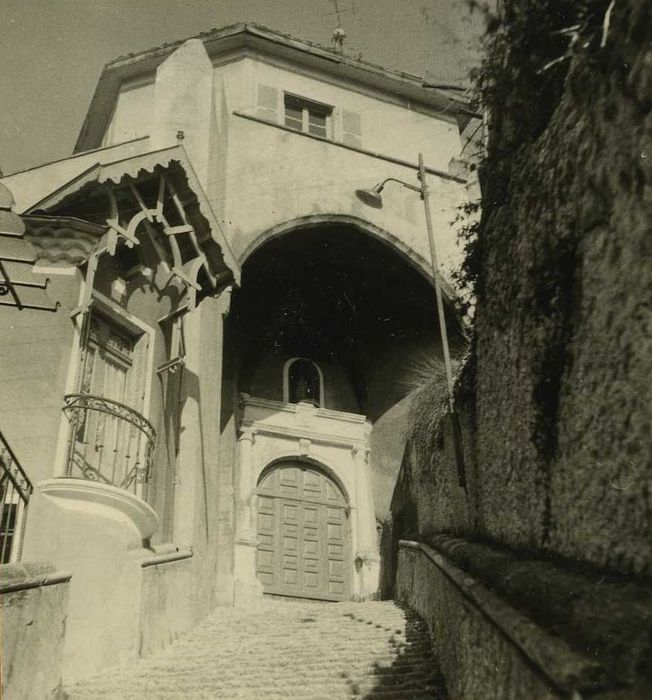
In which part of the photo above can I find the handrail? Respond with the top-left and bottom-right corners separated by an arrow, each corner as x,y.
0,431 -> 33,503
0,431 -> 33,563
63,394 -> 155,441
63,393 -> 155,499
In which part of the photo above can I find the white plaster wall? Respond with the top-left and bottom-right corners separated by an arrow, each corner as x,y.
233,56 -> 460,170
91,45 -> 467,285
221,116 -> 465,279
103,79 -> 154,146
214,55 -> 466,282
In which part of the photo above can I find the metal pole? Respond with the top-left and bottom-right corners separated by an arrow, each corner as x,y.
418,153 -> 455,414
418,153 -> 466,488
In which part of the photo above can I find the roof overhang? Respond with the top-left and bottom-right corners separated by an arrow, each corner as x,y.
75,22 -> 474,153
26,145 -> 240,284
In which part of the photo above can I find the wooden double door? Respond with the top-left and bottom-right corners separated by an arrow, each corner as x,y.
256,462 -> 350,601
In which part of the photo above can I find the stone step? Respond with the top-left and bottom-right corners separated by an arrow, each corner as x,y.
65,600 -> 446,699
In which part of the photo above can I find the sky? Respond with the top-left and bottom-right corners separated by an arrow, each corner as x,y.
0,0 -> 485,176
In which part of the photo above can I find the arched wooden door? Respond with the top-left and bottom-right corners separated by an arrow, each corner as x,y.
256,461 -> 350,601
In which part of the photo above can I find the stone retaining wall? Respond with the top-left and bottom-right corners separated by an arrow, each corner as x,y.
396,539 -> 652,698
1,561 -> 71,699
389,1 -> 652,696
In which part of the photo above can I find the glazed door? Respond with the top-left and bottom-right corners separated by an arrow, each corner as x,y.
70,312 -> 141,487
256,462 -> 349,601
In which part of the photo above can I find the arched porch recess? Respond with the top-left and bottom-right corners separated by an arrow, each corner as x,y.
237,214 -> 458,306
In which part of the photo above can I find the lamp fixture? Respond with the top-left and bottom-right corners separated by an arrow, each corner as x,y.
355,177 -> 420,209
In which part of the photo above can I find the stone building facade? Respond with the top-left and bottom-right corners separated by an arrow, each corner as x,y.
0,23 -> 470,684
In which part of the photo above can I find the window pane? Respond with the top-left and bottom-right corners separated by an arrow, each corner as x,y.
285,116 -> 303,131
308,110 -> 327,137
284,104 -> 302,130
284,93 -> 332,137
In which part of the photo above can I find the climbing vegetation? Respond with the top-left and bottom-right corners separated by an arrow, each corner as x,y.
453,0 -> 617,310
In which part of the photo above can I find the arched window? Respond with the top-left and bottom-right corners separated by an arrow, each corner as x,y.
285,358 -> 322,407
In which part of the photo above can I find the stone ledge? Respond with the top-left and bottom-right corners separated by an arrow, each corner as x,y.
140,545 -> 193,568
400,540 -> 602,694
402,535 -> 652,689
0,560 -> 72,594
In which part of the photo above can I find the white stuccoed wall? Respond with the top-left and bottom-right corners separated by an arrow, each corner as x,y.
100,40 -> 467,284
149,38 -> 215,188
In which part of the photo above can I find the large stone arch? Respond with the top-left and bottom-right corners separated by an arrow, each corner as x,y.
237,214 -> 456,300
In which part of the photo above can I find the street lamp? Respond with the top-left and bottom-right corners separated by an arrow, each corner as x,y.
355,153 -> 466,487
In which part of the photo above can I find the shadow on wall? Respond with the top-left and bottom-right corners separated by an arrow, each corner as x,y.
378,467 -> 419,600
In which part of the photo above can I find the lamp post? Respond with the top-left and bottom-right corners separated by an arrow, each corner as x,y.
355,153 -> 466,487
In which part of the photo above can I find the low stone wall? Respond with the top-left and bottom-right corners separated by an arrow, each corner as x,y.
138,547 -> 196,657
396,540 -> 652,699
1,561 -> 71,699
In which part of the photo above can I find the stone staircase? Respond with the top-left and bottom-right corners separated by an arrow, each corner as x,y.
64,599 -> 447,699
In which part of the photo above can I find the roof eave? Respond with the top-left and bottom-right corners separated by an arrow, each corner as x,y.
75,23 -> 472,154
25,146 -> 240,284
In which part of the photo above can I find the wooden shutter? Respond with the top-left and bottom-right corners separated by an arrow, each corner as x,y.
257,84 -> 278,122
342,110 -> 362,147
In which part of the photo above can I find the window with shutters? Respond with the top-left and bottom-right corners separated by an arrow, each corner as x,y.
284,93 -> 332,138
257,84 -> 279,122
341,110 -> 362,148
255,85 -> 361,147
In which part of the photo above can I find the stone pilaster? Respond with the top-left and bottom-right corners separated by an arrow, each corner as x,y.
352,443 -> 380,598
233,426 -> 263,606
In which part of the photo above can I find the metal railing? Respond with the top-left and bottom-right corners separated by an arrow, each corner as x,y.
63,394 -> 155,500
0,431 -> 33,564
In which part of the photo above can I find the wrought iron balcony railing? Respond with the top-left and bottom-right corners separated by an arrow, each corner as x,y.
63,394 -> 155,500
0,431 -> 33,564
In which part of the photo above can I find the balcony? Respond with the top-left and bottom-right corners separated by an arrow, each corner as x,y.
63,394 -> 155,501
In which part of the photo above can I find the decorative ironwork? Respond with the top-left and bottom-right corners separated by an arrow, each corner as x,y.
63,394 -> 155,500
0,431 -> 33,564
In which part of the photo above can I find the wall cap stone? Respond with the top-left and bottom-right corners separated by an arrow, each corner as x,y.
140,546 -> 193,568
399,539 -> 604,694
0,560 -> 72,594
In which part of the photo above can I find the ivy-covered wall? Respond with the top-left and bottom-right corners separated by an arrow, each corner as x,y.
393,0 -> 651,579
473,0 -> 651,579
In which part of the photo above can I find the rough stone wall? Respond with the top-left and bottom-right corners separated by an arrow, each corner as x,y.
472,0 -> 651,578
394,0 -> 651,580
393,360 -> 476,540
396,546 -> 559,700
389,3 -> 651,695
